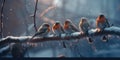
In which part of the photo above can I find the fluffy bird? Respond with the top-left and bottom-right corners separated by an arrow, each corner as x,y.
96,14 -> 110,31
63,19 -> 79,44
79,17 -> 93,44
52,21 -> 66,48
52,21 -> 65,36
27,23 -> 50,47
79,17 -> 90,34
63,19 -> 79,34
96,14 -> 110,42
28,23 -> 50,42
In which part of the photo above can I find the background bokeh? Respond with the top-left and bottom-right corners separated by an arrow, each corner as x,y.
0,0 -> 120,57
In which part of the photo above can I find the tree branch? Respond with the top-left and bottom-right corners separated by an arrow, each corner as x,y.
40,5 -> 56,24
0,26 -> 120,57
0,26 -> 120,46
33,0 -> 38,32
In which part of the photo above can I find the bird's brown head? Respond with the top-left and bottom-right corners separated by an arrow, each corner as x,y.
96,14 -> 106,23
42,23 -> 50,32
80,17 -> 88,25
53,21 -> 61,30
64,19 -> 72,29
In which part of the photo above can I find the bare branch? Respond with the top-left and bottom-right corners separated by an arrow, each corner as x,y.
0,0 -> 6,38
33,0 -> 38,32
40,5 -> 56,24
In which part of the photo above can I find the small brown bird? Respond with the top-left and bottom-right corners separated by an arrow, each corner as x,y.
96,14 -> 110,32
36,23 -> 50,37
26,23 -> 50,57
79,17 -> 90,34
96,14 -> 110,42
32,23 -> 50,38
52,21 -> 65,35
27,23 -> 50,45
52,21 -> 66,48
63,19 -> 79,34
79,17 -> 93,44
63,19 -> 79,44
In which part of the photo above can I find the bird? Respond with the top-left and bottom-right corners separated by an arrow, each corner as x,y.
96,14 -> 110,42
79,17 -> 90,34
27,23 -> 50,45
79,17 -> 93,44
63,19 -> 79,34
52,21 -> 66,48
36,23 -> 50,37
96,14 -> 110,32
52,21 -> 65,36
26,23 -> 50,57
63,19 -> 79,44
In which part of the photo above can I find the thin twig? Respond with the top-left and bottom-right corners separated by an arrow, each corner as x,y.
33,0 -> 38,32
0,0 -> 6,38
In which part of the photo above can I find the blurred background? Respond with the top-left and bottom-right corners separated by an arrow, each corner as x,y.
0,0 -> 120,57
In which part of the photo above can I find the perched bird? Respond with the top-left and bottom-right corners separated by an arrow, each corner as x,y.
52,21 -> 66,48
63,19 -> 79,43
26,23 -> 50,50
63,19 -> 79,34
28,23 -> 50,42
52,21 -> 65,36
79,17 -> 93,44
79,17 -> 90,34
36,23 -> 50,37
96,14 -> 110,42
96,14 -> 110,31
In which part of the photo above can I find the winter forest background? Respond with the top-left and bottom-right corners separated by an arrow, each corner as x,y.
0,0 -> 120,57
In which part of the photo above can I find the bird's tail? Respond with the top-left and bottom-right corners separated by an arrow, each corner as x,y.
28,33 -> 39,42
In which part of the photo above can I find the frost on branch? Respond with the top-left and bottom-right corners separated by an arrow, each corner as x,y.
0,26 -> 120,57
0,26 -> 120,45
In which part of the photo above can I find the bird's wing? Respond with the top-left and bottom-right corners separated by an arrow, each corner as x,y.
70,25 -> 79,32
35,28 -> 48,36
105,19 -> 110,27
61,26 -> 65,33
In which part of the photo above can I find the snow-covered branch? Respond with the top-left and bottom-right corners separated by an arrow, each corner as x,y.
0,26 -> 120,46
0,26 -> 120,57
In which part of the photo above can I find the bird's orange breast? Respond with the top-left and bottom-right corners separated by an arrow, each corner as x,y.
64,25 -> 69,30
96,19 -> 105,24
53,25 -> 60,30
